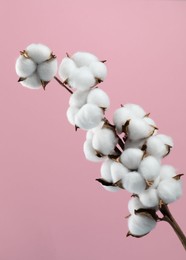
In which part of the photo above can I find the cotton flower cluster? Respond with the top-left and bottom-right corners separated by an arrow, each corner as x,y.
59,52 -> 109,130
15,43 -> 58,89
16,45 -> 183,241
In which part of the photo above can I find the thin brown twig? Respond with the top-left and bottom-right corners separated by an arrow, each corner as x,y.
54,76 -> 73,94
159,204 -> 186,251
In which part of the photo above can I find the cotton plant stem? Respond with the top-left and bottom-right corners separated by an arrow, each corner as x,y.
160,204 -> 186,251
54,76 -> 73,94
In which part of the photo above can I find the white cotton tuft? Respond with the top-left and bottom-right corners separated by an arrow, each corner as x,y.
75,104 -> 103,130
15,55 -> 36,78
66,106 -> 79,125
113,107 -> 136,134
68,67 -> 96,90
89,61 -> 107,81
20,73 -> 41,89
100,159 -> 121,192
157,178 -> 182,204
87,88 -> 110,109
128,197 -> 145,215
143,116 -> 157,129
58,57 -> 77,82
37,58 -> 58,81
157,134 -> 174,147
139,188 -> 159,208
71,52 -> 98,67
139,156 -> 161,181
92,128 -> 118,155
123,171 -> 146,194
120,148 -> 144,170
100,159 -> 114,181
146,135 -> 169,158
128,214 -> 156,237
86,130 -> 94,141
111,161 -> 128,183
26,43 -> 51,64
124,139 -> 146,150
83,139 -> 104,163
127,118 -> 154,141
69,90 -> 90,108
124,104 -> 146,118
160,165 -> 177,180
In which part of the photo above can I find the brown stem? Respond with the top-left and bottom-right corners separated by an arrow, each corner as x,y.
160,204 -> 186,250
54,76 -> 73,94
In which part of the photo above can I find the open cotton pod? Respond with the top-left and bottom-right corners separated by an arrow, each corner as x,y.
138,156 -> 161,181
69,89 -> 90,108
83,139 -> 105,162
71,52 -> 98,67
16,43 -> 57,89
75,104 -> 104,130
59,51 -> 107,90
124,104 -> 146,118
113,107 -> 136,134
127,118 -> 155,141
120,148 -> 144,170
92,128 -> 118,155
87,88 -> 110,109
146,135 -> 173,158
157,178 -> 182,204
139,188 -> 159,208
123,171 -> 146,194
58,57 -> 77,82
98,159 -> 121,192
128,197 -> 145,215
127,213 -> 157,237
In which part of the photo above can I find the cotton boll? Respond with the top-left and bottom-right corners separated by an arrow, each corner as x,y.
120,148 -> 144,170
15,55 -> 36,78
75,104 -> 103,130
111,161 -> 128,183
100,159 -> 114,181
92,128 -> 118,155
113,107 -> 136,134
128,214 -> 156,237
86,130 -> 94,141
68,67 -> 96,90
139,156 -> 161,181
87,88 -> 110,109
157,134 -> 174,147
143,117 -> 157,128
69,89 -> 90,108
139,188 -> 159,208
124,104 -> 146,118
71,52 -> 98,67
20,73 -> 41,89
123,171 -> 146,194
127,118 -> 154,141
146,136 -> 169,158
83,139 -> 104,163
58,57 -> 77,82
26,43 -> 51,64
128,197 -> 145,215
89,61 -> 107,81
37,58 -> 58,81
157,178 -> 182,204
124,139 -> 146,150
66,106 -> 79,125
100,159 -> 121,192
159,165 -> 177,180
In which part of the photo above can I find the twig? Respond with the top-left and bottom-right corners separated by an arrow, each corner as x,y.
54,76 -> 73,94
160,204 -> 186,251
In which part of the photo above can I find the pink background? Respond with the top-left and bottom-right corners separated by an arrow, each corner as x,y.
1,0 -> 186,259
